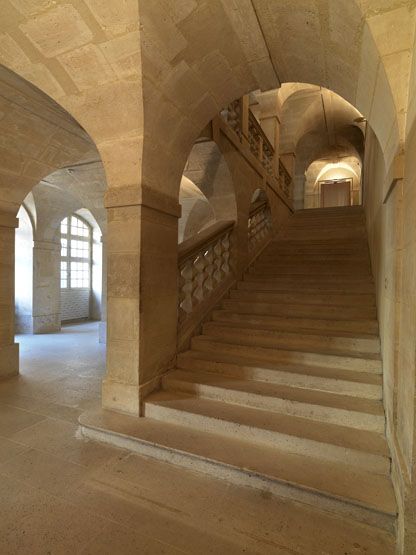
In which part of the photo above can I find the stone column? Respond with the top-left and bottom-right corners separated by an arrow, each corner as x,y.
32,240 -> 61,334
0,213 -> 19,378
98,238 -> 107,344
102,187 -> 180,416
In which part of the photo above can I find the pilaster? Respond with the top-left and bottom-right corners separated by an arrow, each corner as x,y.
0,212 -> 19,378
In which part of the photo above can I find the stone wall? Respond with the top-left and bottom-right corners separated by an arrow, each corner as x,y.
364,123 -> 416,553
61,289 -> 90,321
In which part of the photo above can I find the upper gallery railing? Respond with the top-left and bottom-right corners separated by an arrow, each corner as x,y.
222,98 -> 292,201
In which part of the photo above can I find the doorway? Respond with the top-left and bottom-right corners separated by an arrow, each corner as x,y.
320,179 -> 352,208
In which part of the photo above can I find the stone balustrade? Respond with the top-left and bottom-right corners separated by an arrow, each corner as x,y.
279,160 -> 292,197
248,201 -> 273,256
222,98 -> 293,202
178,221 -> 234,326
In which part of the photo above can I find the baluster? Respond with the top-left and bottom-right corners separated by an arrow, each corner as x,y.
179,259 -> 194,319
221,233 -> 230,275
193,251 -> 207,304
204,246 -> 215,293
213,238 -> 224,283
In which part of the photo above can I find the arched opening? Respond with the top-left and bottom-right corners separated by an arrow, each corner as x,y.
248,188 -> 272,258
60,212 -> 103,325
15,204 -> 34,334
304,157 -> 362,209
0,63 -> 108,422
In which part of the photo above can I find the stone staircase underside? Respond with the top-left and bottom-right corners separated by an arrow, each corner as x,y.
81,206 -> 397,534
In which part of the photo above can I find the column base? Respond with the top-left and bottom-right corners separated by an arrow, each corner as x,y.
0,343 -> 19,378
102,379 -> 140,416
102,375 -> 162,417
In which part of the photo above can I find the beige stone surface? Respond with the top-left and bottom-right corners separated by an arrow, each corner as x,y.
1,0 -> 416,550
0,322 -> 395,554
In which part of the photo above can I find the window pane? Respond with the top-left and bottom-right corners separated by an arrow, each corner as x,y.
70,238 -> 89,258
70,261 -> 89,288
60,218 -> 68,234
71,216 -> 89,237
61,238 -> 67,257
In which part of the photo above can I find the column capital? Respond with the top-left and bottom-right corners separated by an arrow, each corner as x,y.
104,185 -> 182,218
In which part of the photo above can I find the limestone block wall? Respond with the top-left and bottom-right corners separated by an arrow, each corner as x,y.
61,289 -> 90,321
364,123 -> 416,553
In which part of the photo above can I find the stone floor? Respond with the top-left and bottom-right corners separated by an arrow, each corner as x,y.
0,322 -> 395,554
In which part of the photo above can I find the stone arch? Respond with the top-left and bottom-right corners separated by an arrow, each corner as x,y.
305,157 -> 362,208
138,0 -> 400,210
0,64 -> 103,217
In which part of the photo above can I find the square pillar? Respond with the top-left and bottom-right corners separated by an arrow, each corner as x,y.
98,238 -> 107,344
0,213 -> 19,378
102,187 -> 180,416
32,240 -> 61,333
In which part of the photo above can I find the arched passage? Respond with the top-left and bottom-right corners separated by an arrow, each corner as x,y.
304,157 -> 362,209
15,204 -> 34,334
0,64 -> 106,381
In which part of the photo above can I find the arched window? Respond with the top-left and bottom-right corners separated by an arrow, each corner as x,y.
60,215 -> 91,289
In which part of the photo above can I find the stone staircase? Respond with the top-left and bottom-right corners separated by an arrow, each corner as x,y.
82,206 -> 397,532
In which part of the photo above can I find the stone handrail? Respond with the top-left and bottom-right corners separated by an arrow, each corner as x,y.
178,220 -> 234,327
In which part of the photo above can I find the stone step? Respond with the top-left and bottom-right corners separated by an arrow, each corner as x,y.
280,234 -> 367,242
229,289 -> 375,307
237,281 -> 375,297
260,253 -> 370,261
242,274 -> 374,291
248,263 -> 372,276
285,225 -> 366,234
80,409 -> 397,531
287,218 -> 365,226
265,245 -> 368,253
281,230 -> 366,239
222,299 -> 377,320
147,389 -> 388,474
190,337 -> 382,374
247,264 -> 372,275
270,235 -> 366,242
177,351 -> 382,390
211,310 -> 379,336
201,322 -> 380,356
162,370 -> 384,431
